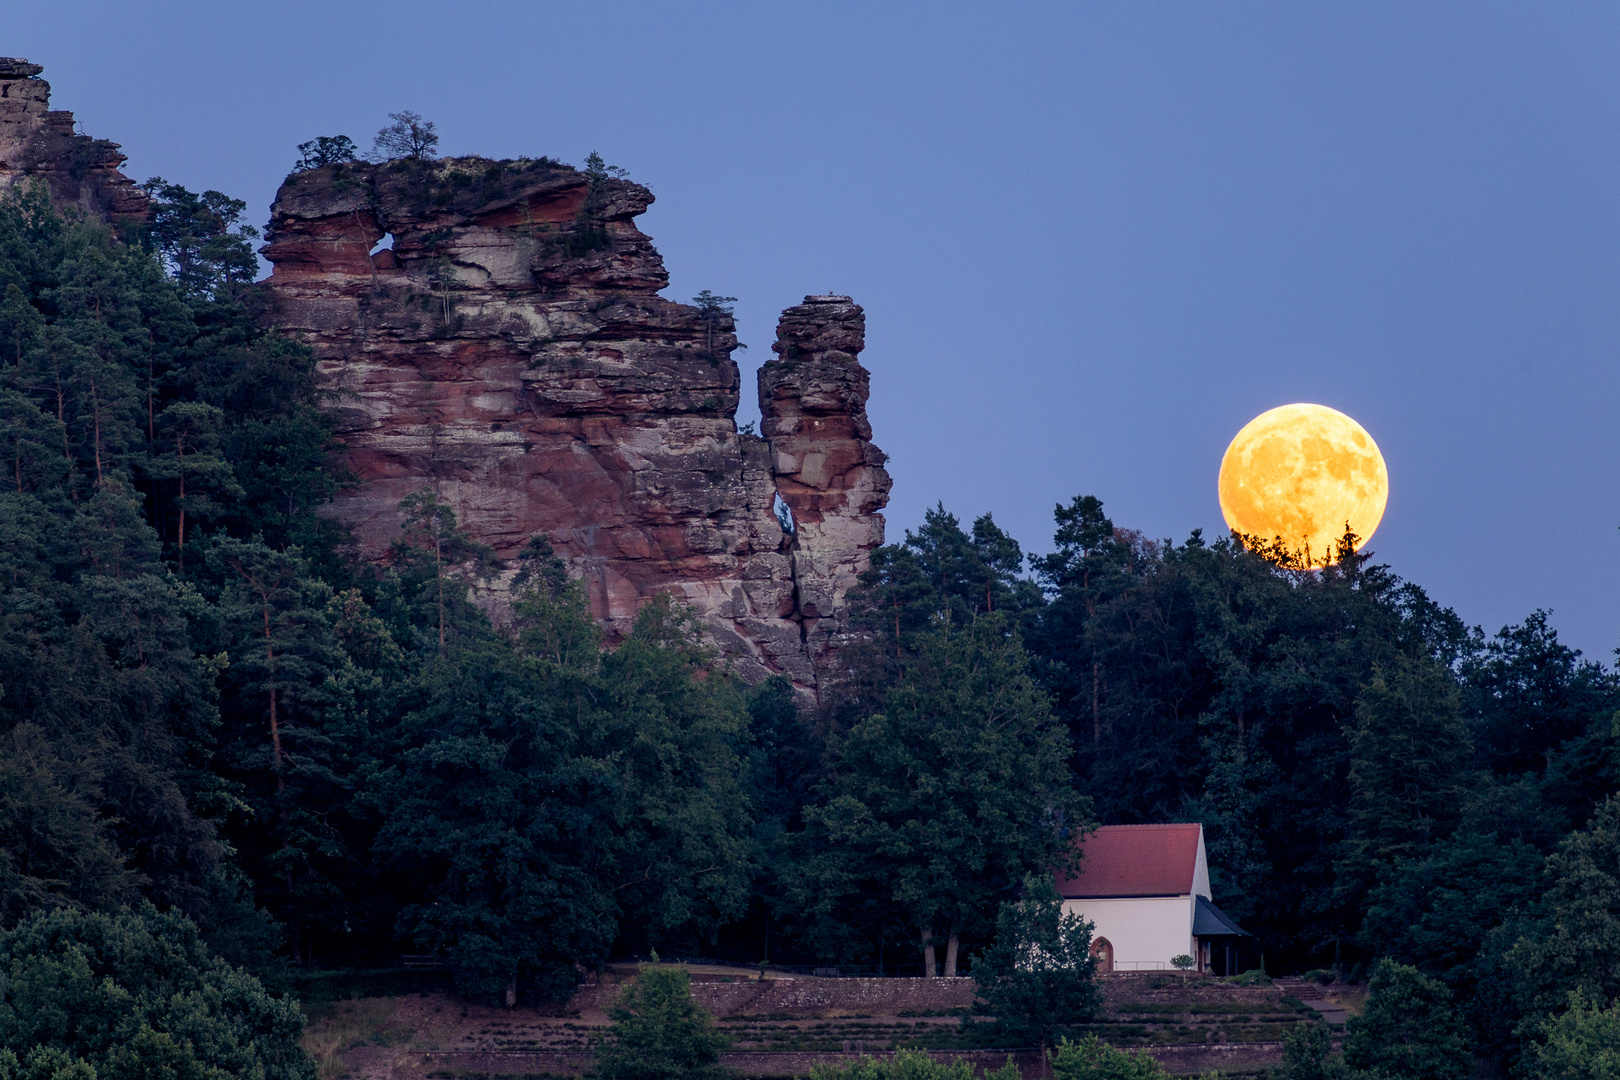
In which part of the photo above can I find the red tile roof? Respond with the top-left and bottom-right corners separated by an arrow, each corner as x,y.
1055,824 -> 1203,898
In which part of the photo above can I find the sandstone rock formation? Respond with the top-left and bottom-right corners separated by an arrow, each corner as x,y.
259,155 -> 890,696
0,59 -> 148,223
762,298 -> 893,665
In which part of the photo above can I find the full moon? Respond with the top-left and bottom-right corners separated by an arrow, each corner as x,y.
1217,403 -> 1388,566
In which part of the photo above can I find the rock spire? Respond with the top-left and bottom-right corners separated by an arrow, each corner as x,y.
260,156 -> 890,695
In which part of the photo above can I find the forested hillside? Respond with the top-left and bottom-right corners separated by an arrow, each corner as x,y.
0,179 -> 1617,1074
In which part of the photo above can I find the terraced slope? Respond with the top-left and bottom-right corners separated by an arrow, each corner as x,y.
306,968 -> 1333,1079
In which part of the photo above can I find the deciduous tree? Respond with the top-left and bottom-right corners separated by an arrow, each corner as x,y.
1508,795 -> 1620,1021
372,112 -> 439,161
795,613 -> 1084,975
969,872 -> 1100,1054
1528,990 -> 1620,1080
590,967 -> 732,1080
0,904 -> 312,1080
1342,959 -> 1471,1080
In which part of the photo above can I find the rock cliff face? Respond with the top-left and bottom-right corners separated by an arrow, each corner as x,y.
0,59 -> 148,223
260,156 -> 890,696
762,298 -> 893,666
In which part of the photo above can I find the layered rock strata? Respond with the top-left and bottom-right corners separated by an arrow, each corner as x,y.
259,155 -> 890,694
0,59 -> 148,223
761,298 -> 893,664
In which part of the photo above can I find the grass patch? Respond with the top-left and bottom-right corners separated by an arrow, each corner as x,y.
1222,970 -> 1272,987
303,998 -> 412,1079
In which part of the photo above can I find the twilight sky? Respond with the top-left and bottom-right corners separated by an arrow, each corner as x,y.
12,2 -> 1620,659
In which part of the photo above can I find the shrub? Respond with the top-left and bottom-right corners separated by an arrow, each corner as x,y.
590,967 -> 732,1080
1278,1024 -> 1347,1080
1050,1036 -> 1170,1079
810,1050 -> 1018,1080
1170,954 -> 1194,970
1226,969 -> 1272,986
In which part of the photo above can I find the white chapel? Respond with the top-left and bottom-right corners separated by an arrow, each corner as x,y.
1056,823 -> 1251,975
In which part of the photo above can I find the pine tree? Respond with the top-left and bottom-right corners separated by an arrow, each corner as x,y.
394,490 -> 498,653
149,401 -> 240,570
293,136 -> 358,172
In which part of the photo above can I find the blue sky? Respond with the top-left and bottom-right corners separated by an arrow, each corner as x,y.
13,2 -> 1620,658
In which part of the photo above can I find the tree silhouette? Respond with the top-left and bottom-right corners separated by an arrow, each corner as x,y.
293,136 -> 358,171
372,111 -> 439,161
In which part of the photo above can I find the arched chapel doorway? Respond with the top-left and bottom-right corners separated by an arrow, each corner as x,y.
1090,937 -> 1114,973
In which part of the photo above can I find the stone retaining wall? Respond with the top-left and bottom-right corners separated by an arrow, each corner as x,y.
415,1042 -> 1280,1078
1099,973 -> 1286,1005
1141,1041 -> 1284,1073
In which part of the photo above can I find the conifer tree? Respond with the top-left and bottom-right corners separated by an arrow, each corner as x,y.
394,490 -> 498,653
139,180 -> 259,301
293,136 -> 359,172
1338,655 -> 1473,927
149,400 -> 239,570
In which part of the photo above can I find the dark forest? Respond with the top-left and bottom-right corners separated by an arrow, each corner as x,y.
0,180 -> 1616,1078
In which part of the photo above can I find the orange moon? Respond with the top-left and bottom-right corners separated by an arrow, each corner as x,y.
1217,404 -> 1388,566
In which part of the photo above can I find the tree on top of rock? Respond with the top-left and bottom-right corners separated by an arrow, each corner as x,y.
692,291 -> 740,362
293,136 -> 359,172
372,111 -> 439,161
